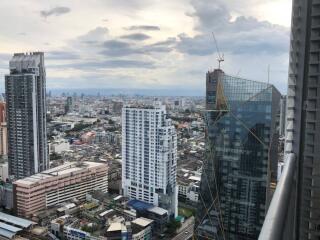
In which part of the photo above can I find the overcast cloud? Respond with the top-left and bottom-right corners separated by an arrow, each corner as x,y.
0,0 -> 292,93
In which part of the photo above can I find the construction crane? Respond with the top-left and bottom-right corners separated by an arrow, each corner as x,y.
212,32 -> 224,69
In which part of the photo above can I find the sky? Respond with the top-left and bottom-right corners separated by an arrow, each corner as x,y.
0,0 -> 292,94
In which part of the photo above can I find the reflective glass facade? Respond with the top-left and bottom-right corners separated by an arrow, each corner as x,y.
196,69 -> 280,240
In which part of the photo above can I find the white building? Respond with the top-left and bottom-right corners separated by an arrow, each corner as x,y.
122,103 -> 178,217
178,175 -> 200,203
0,162 -> 8,181
131,217 -> 153,240
49,138 -> 70,154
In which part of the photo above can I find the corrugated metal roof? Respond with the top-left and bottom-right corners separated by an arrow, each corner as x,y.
0,222 -> 22,233
0,212 -> 34,228
127,199 -> 153,211
0,229 -> 16,239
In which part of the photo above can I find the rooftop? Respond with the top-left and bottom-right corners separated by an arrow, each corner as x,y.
127,199 -> 153,212
132,218 -> 153,228
0,212 -> 35,229
15,161 -> 105,186
107,222 -> 122,232
147,206 -> 168,216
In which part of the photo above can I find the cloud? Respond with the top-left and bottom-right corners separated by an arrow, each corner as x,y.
177,0 -> 289,56
149,37 -> 176,46
52,59 -> 155,69
77,27 -> 109,44
100,40 -> 137,56
126,25 -> 160,31
46,51 -> 80,60
40,6 -> 71,18
120,33 -> 151,41
100,38 -> 174,57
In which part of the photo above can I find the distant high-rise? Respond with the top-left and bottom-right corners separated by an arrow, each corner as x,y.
65,96 -> 73,114
279,95 -> 287,137
0,102 -> 7,156
196,69 -> 280,240
285,1 -> 320,239
122,103 -> 178,217
5,52 -> 48,179
0,102 -> 6,124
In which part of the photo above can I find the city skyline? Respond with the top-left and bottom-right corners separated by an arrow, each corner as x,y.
0,0 -> 291,93
0,1 -> 307,240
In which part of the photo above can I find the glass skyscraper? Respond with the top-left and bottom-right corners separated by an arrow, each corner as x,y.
196,69 -> 280,240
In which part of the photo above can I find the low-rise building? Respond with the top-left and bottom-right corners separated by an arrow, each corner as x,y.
14,161 -> 108,217
177,171 -> 201,204
0,212 -> 37,240
127,200 -> 168,234
51,215 -> 103,240
49,138 -> 70,154
131,217 -> 153,240
0,182 -> 13,210
0,162 -> 8,181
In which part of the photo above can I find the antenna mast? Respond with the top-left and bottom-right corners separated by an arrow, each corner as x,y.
212,32 -> 224,69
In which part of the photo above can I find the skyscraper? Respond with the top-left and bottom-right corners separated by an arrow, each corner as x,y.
0,102 -> 7,156
5,52 -> 48,179
122,103 -> 178,217
285,1 -> 320,239
65,96 -> 73,114
196,69 -> 280,240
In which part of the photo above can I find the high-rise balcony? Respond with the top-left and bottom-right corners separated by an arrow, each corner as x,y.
258,153 -> 296,240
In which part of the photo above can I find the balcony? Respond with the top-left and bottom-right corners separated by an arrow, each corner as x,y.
259,153 -> 296,240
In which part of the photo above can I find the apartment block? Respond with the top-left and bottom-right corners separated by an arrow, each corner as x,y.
14,161 -> 108,217
122,103 -> 178,217
5,52 -> 48,179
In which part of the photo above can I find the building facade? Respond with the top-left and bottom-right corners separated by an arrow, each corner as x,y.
285,1 -> 320,239
65,96 -> 73,114
122,103 -> 178,217
5,52 -> 48,179
0,102 -> 7,156
0,123 -> 7,156
13,161 -> 108,217
279,95 -> 287,137
196,69 -> 280,239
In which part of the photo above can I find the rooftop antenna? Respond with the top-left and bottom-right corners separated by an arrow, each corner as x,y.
212,32 -> 224,69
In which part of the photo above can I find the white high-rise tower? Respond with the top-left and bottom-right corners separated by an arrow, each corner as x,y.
122,103 -> 178,216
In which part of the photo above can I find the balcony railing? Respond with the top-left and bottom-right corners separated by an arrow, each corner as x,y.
259,153 -> 296,240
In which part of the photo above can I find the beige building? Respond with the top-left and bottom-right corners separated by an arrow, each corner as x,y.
14,161 -> 108,217
0,102 -> 7,156
0,122 -> 8,156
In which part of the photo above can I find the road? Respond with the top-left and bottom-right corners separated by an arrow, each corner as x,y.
172,222 -> 195,240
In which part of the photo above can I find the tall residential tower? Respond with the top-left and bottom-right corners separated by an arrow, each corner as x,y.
285,1 -> 320,239
196,69 -> 280,240
5,52 -> 48,179
122,103 -> 178,216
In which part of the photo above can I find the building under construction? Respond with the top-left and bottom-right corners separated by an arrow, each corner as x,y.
195,69 -> 280,240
